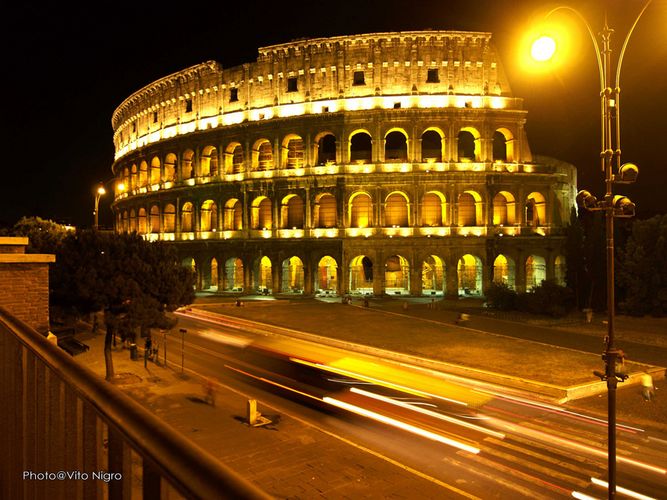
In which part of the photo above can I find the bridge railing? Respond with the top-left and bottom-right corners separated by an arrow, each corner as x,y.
0,307 -> 270,500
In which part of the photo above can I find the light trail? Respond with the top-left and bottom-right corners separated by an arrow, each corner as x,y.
350,387 -> 504,438
291,357 -> 469,405
322,396 -> 481,454
590,477 -> 657,500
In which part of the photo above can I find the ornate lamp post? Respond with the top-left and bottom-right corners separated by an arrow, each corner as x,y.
530,2 -> 651,497
94,184 -> 106,230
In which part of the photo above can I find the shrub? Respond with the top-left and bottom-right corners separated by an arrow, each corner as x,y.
518,280 -> 576,317
485,282 -> 518,310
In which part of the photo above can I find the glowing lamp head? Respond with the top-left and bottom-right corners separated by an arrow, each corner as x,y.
117,182 -> 126,192
97,186 -> 106,196
531,36 -> 556,62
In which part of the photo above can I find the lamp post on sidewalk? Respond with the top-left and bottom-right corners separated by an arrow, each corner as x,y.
530,2 -> 651,497
93,185 -> 106,231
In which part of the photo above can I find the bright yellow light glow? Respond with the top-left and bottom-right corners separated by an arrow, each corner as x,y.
323,396 -> 480,454
97,186 -> 106,195
589,477 -> 656,500
531,36 -> 556,61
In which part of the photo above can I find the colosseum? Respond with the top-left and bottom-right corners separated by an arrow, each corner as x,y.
110,30 -> 577,298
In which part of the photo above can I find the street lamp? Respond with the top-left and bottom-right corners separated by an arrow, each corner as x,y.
530,2 -> 651,498
94,184 -> 106,230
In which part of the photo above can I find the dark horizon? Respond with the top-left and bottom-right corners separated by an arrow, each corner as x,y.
2,0 -> 665,229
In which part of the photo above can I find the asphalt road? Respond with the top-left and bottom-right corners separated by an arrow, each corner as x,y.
166,312 -> 667,499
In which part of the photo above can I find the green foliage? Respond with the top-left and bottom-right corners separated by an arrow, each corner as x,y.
517,280 -> 576,318
484,282 -> 518,310
616,215 -> 667,316
51,231 -> 195,332
11,216 -> 70,254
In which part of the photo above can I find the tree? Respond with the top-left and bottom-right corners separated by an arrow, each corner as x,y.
11,216 -> 69,254
51,231 -> 195,379
617,215 -> 667,316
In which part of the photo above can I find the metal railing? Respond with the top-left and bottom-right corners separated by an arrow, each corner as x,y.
0,307 -> 271,500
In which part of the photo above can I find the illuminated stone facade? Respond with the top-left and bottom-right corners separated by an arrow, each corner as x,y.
110,31 -> 576,297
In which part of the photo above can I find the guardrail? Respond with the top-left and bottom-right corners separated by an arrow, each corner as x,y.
0,307 -> 270,500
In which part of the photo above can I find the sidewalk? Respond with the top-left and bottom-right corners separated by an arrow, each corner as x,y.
75,332 -> 455,499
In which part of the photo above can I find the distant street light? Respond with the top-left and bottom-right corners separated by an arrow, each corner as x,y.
94,184 -> 106,230
529,2 -> 651,498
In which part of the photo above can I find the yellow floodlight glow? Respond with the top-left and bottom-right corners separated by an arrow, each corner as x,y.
531,35 -> 556,61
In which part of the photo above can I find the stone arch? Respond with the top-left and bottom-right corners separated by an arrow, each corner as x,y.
163,204 -> 176,232
200,145 -> 218,177
422,255 -> 445,295
458,127 -> 481,161
315,132 -> 337,165
209,257 -> 219,290
150,156 -> 161,185
130,164 -> 138,189
164,153 -> 177,182
282,134 -> 304,169
526,192 -> 546,226
385,191 -> 409,227
349,191 -> 373,228
182,150 -> 195,179
200,200 -> 218,232
282,256 -> 304,293
422,191 -> 447,226
421,128 -> 444,162
225,257 -> 244,291
181,202 -> 194,232
225,142 -> 244,174
313,192 -> 337,228
121,210 -> 129,233
458,254 -> 483,296
252,138 -> 273,171
224,198 -> 243,230
129,209 -> 137,232
526,255 -> 547,289
281,194 -> 304,229
384,129 -> 408,161
349,255 -> 373,294
256,256 -> 272,293
149,205 -> 160,233
139,160 -> 148,187
493,128 -> 515,162
493,191 -> 516,225
349,130 -> 372,163
458,190 -> 482,226
316,256 -> 338,293
251,196 -> 272,230
493,254 -> 516,289
385,255 -> 410,294
137,208 -> 147,234
122,167 -> 130,191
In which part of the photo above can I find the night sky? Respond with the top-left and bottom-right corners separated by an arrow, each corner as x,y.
2,0 -> 665,229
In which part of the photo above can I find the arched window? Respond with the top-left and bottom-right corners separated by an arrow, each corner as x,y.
458,254 -> 483,295
200,146 -> 218,177
526,255 -> 547,289
251,197 -> 272,230
349,193 -> 372,228
458,129 -> 479,161
256,140 -> 273,171
283,135 -> 304,169
385,255 -> 409,293
149,205 -> 160,233
139,161 -> 148,187
224,199 -> 243,230
225,258 -> 244,291
181,202 -> 194,232
164,153 -> 177,182
422,255 -> 445,295
200,200 -> 218,232
314,193 -> 337,228
129,209 -> 137,232
282,195 -> 304,229
458,192 -> 478,226
493,254 -> 516,289
349,255 -> 373,293
257,256 -> 272,292
282,256 -> 304,292
422,192 -> 446,226
350,131 -> 372,163
385,193 -> 409,227
137,208 -> 147,234
384,130 -> 408,161
317,256 -> 338,292
225,143 -> 244,174
316,133 -> 337,165
526,192 -> 546,226
130,165 -> 138,189
421,129 -> 443,162
494,128 -> 514,162
182,150 -> 195,179
493,191 -> 516,225
163,204 -> 176,232
150,157 -> 161,185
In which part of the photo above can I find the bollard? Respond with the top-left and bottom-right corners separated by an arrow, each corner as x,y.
247,399 -> 258,426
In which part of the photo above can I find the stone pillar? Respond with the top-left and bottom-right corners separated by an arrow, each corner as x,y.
446,254 -> 459,298
373,253 -> 384,296
303,260 -> 314,296
409,262 -> 421,296
272,262 -> 281,294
